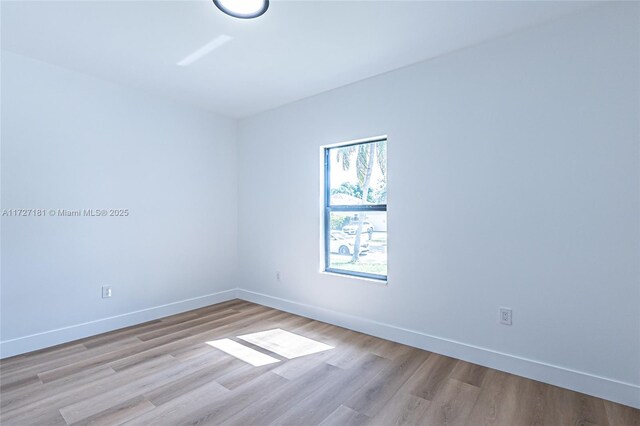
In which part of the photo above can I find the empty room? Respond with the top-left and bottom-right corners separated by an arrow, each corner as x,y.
1,0 -> 639,424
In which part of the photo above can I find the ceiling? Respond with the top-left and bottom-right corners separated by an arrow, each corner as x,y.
2,0 -> 596,118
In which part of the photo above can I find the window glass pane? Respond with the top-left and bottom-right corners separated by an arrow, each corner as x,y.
328,211 -> 387,277
328,140 -> 387,206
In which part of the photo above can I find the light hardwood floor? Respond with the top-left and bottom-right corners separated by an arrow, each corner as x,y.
1,299 -> 638,425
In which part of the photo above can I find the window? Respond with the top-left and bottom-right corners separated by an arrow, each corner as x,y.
323,137 -> 387,281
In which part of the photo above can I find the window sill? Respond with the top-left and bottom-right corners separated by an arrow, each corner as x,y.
320,270 -> 388,286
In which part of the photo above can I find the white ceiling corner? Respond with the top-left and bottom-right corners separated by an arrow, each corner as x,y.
1,0 -> 597,118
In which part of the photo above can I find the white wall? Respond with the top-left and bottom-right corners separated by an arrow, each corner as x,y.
1,52 -> 238,356
238,4 -> 640,407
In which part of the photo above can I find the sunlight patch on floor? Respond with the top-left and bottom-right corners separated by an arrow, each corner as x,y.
237,328 -> 334,359
206,338 -> 280,366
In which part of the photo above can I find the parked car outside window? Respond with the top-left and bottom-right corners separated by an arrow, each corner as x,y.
330,231 -> 369,255
342,221 -> 374,235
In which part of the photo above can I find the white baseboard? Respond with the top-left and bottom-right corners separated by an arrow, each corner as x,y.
2,287 -> 637,409
236,289 -> 640,409
0,289 -> 239,359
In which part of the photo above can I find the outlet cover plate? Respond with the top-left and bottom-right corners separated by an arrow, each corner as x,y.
500,307 -> 512,325
102,285 -> 112,298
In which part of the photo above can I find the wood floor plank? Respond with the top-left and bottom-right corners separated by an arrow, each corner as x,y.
221,362 -> 342,425
542,383 -> 610,426
511,375 -> 550,425
367,393 -> 432,426
131,370 -> 289,425
143,355 -> 244,406
2,356 -> 174,425
122,379 -> 231,425
419,378 -> 481,426
319,405 -> 370,426
1,300 -> 637,426
79,302 -> 244,350
0,374 -> 42,393
365,338 -> 416,362
604,400 -> 640,426
2,400 -> 69,425
271,353 -> 390,425
0,379 -> 42,410
135,308 -> 240,342
450,360 -> 488,388
81,319 -> 178,349
18,409 -> 68,426
215,360 -> 281,391
1,364 -> 116,414
465,369 -> 519,425
89,300 -> 247,349
325,332 -> 376,369
37,308 -> 281,383
169,342 -> 217,361
58,355 -> 189,424
0,343 -> 87,374
272,347 -> 334,380
1,336 -> 139,388
69,395 -> 156,426
289,321 -> 343,347
344,348 -> 430,417
401,352 -> 458,401
117,308 -> 291,375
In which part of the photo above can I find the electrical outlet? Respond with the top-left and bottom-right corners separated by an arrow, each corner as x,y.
102,285 -> 112,298
276,271 -> 281,281
499,307 -> 512,325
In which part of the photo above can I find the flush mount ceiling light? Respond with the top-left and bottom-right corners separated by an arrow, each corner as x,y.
213,0 -> 269,19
